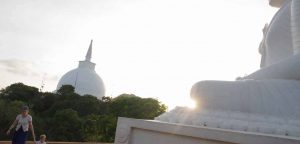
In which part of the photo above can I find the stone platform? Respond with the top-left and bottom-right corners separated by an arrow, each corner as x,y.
114,117 -> 300,144
0,141 -> 112,144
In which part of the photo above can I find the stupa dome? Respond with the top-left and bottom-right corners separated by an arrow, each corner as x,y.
56,40 -> 105,98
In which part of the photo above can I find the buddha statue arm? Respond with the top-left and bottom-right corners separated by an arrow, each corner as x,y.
244,54 -> 300,80
292,0 -> 300,53
259,24 -> 268,68
244,0 -> 300,80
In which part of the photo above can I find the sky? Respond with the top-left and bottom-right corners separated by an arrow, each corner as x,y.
0,0 -> 278,109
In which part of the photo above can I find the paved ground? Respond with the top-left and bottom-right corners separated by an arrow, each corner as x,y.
0,141 -> 112,144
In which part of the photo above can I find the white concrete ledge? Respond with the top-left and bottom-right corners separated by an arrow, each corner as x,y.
114,117 -> 300,144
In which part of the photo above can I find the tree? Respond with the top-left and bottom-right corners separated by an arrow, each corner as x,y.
0,100 -> 25,140
139,98 -> 168,119
0,83 -> 167,142
98,96 -> 112,115
56,85 -> 80,100
110,94 -> 167,119
97,115 -> 117,142
48,109 -> 83,141
0,83 -> 39,102
56,85 -> 75,96
73,95 -> 102,116
32,92 -> 58,114
46,95 -> 101,117
81,114 -> 101,142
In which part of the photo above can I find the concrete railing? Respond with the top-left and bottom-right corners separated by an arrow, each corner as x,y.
0,141 -> 112,144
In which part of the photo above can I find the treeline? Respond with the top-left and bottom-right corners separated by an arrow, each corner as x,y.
0,83 -> 167,142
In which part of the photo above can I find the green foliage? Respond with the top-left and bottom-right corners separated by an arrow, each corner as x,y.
49,109 -> 83,141
0,83 -> 167,142
111,94 -> 167,119
81,114 -> 116,142
56,85 -> 75,96
0,100 -> 25,140
0,83 -> 39,102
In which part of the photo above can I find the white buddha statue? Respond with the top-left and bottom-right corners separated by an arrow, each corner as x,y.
156,0 -> 300,137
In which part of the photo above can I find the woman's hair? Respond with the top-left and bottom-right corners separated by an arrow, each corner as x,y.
22,106 -> 29,111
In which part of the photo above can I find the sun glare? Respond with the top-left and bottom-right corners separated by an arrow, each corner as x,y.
166,98 -> 196,110
186,99 -> 196,109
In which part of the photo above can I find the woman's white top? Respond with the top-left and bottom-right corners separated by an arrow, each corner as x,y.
36,141 -> 46,144
15,114 -> 32,132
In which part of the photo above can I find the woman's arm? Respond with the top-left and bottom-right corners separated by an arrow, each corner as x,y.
29,121 -> 36,142
6,120 -> 18,135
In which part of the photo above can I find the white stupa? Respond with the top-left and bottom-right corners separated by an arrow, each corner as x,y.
56,40 -> 105,98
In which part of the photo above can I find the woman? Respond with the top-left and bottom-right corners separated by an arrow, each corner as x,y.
6,106 -> 36,144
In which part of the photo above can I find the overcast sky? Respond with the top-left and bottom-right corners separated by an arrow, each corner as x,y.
0,0 -> 278,109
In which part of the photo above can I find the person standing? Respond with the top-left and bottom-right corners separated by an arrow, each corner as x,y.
6,106 -> 36,144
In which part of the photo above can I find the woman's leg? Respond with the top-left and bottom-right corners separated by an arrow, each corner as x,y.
18,131 -> 28,144
12,129 -> 20,144
12,127 -> 28,144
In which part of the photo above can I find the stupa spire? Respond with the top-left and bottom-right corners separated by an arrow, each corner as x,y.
85,39 -> 93,61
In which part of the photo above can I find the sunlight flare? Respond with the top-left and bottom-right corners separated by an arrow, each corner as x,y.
187,99 -> 196,109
